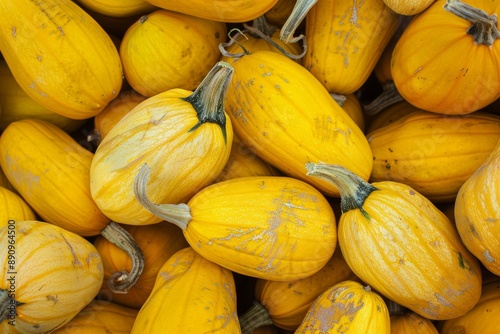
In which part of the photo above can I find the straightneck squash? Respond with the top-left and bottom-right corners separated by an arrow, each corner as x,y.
224,50 -> 373,197
0,0 -> 123,119
90,61 -> 234,226
0,221 -> 103,333
134,165 -> 337,281
306,163 -> 482,320
131,247 -> 241,333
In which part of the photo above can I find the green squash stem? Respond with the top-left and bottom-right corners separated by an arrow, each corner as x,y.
305,162 -> 377,217
238,301 -> 274,334
100,222 -> 145,294
444,0 -> 500,45
182,61 -> 234,144
280,0 -> 318,43
134,163 -> 192,231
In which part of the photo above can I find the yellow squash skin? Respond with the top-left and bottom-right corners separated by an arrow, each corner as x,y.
440,278 -> 500,333
90,82 -> 233,226
51,300 -> 138,333
391,0 -> 500,115
306,163 -> 482,320
94,222 -> 189,309
254,247 -> 359,331
0,221 -> 104,333
0,187 -> 36,228
120,10 -> 227,97
144,0 -> 279,23
295,281 -> 390,334
367,110 -> 500,202
131,247 -> 241,333
0,0 -> 123,120
454,139 -> 500,275
0,59 -> 85,133
303,0 -> 400,94
390,312 -> 439,334
76,0 -> 157,17
0,119 -> 110,236
225,50 -> 373,197
383,0 -> 436,15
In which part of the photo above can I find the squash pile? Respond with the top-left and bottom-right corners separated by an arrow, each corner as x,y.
1,0 -> 500,333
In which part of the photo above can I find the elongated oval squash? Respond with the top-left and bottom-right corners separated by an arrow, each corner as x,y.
135,166 -> 337,281
455,138 -> 500,275
77,0 -> 157,17
144,0 -> 279,23
120,10 -> 227,97
51,300 -> 138,333
0,220 -> 103,333
303,0 -> 400,94
391,0 -> 500,114
0,0 -> 123,119
131,247 -> 241,333
367,110 -> 500,202
225,50 -> 373,197
295,280 -> 390,334
306,163 -> 482,320
383,0 -> 436,15
0,187 -> 36,227
90,62 -> 234,226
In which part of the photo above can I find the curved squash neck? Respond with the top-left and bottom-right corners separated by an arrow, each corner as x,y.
444,0 -> 500,46
305,162 -> 378,217
182,61 -> 233,144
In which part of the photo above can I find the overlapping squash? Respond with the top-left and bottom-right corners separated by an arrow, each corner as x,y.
0,187 -> 36,227
0,221 -> 104,333
306,163 -> 482,320
0,0 -> 123,119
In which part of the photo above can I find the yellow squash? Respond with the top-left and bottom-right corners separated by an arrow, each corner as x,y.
0,59 -> 85,133
306,163 -> 482,320
135,167 -> 337,281
264,0 -> 296,27
131,247 -> 241,333
94,222 -> 188,309
120,9 -> 227,97
388,300 -> 439,334
76,0 -> 157,17
90,62 -> 234,226
248,247 -> 359,331
0,0 -> 123,119
383,0 -> 436,15
52,300 -> 138,333
391,0 -> 500,115
0,187 -> 36,227
295,280 -> 390,333
367,110 -> 500,202
144,0 -> 279,23
0,220 -> 103,333
454,138 -> 500,275
303,0 -> 400,94
225,50 -> 373,197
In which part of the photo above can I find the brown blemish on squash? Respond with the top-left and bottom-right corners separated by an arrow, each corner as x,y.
140,15 -> 148,23
60,233 -> 82,268
11,27 -> 16,37
46,295 -> 58,304
483,250 -> 495,263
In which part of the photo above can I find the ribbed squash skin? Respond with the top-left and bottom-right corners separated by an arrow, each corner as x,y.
131,247 -> 241,333
296,281 -> 390,333
390,312 -> 439,334
440,278 -> 500,333
0,0 -> 123,119
391,0 -> 500,115
0,59 -> 85,133
0,119 -> 110,236
0,221 -> 104,333
90,88 -> 233,226
225,50 -> 373,197
303,0 -> 400,94
0,187 -> 36,227
183,176 -> 337,281
94,222 -> 189,309
455,139 -> 500,275
120,10 -> 227,97
144,0 -> 279,23
255,248 -> 359,331
77,0 -> 157,17
383,0 -> 436,15
52,300 -> 138,333
367,110 -> 500,202
365,101 -> 419,133
339,181 -> 482,320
